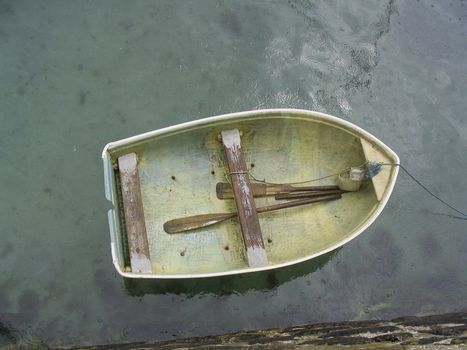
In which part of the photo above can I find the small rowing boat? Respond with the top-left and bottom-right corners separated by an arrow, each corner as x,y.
102,109 -> 399,279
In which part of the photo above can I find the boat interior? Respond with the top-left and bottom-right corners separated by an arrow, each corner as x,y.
106,114 -> 397,276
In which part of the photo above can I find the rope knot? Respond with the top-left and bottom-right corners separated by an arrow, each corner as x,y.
365,162 -> 383,179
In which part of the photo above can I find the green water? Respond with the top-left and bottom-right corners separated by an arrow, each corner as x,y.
1,0 -> 466,347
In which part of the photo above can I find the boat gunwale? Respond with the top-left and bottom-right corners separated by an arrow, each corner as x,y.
102,109 -> 400,279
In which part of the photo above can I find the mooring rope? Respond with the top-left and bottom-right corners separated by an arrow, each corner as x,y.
248,162 -> 369,185
387,163 -> 467,220
249,162 -> 467,220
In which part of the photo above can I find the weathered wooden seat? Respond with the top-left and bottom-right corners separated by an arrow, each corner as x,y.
220,129 -> 268,267
118,153 -> 152,273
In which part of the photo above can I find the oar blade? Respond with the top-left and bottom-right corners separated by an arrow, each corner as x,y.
163,213 -> 235,234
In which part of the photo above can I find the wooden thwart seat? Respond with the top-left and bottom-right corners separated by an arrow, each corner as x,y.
221,129 -> 268,267
118,153 -> 152,273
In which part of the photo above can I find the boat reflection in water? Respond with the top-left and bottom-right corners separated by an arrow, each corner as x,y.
123,250 -> 338,297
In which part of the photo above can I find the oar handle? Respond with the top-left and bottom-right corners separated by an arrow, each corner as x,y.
275,189 -> 346,200
216,182 -> 339,199
257,193 -> 342,213
164,193 -> 341,234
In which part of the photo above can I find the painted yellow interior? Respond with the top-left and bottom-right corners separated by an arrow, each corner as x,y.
110,115 -> 395,275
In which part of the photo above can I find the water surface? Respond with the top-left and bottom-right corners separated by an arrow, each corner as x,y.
1,0 -> 466,347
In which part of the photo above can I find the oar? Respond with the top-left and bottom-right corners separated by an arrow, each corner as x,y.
275,189 -> 347,200
216,182 -> 339,199
163,193 -> 342,234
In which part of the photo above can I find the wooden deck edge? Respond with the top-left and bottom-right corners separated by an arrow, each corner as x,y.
70,311 -> 467,350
